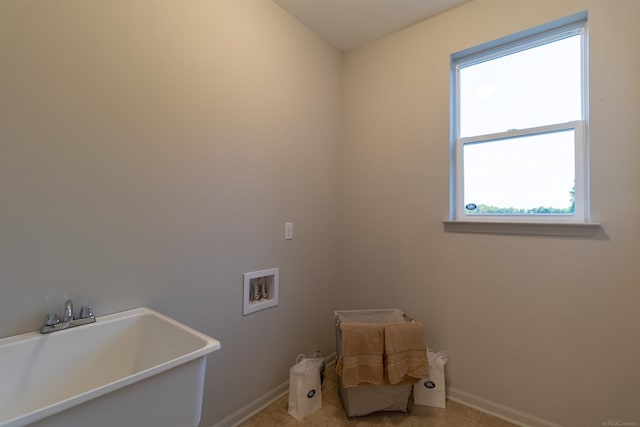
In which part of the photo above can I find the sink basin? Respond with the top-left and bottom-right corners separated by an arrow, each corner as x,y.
0,307 -> 221,427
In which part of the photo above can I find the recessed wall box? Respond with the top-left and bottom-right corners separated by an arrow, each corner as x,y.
243,268 -> 279,315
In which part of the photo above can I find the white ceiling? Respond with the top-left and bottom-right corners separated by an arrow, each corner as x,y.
273,0 -> 473,51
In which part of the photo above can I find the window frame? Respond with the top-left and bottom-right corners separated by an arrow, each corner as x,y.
450,12 -> 590,225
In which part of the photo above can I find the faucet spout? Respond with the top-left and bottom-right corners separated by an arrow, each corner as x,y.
63,300 -> 74,322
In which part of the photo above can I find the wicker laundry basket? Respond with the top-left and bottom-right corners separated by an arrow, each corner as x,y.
334,309 -> 413,417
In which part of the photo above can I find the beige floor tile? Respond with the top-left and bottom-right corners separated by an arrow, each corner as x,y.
445,399 -> 484,421
478,413 -> 519,427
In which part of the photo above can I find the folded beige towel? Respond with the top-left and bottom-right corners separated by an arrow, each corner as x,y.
384,321 -> 429,385
336,322 -> 385,387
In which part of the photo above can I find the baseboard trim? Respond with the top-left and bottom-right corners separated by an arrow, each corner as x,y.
211,353 -> 337,427
447,387 -> 564,427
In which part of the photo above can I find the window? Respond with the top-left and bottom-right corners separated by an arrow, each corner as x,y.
450,12 -> 589,224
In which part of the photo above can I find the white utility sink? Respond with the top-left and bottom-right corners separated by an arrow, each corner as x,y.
0,307 -> 221,427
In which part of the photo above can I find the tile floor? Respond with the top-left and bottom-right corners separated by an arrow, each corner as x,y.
240,366 -> 518,426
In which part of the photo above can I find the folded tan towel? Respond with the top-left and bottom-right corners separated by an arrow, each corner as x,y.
384,322 -> 429,385
336,322 -> 385,387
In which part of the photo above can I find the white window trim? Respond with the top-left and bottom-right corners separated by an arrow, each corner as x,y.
448,11 -> 596,232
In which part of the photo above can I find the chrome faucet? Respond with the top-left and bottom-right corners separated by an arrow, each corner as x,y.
40,299 -> 96,334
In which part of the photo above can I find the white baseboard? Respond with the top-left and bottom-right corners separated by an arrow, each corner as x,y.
211,353 -> 337,427
447,387 -> 564,427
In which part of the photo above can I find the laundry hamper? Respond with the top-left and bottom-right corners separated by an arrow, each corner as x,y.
334,309 -> 413,417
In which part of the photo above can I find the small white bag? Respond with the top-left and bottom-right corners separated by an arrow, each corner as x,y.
288,354 -> 323,421
414,349 -> 448,408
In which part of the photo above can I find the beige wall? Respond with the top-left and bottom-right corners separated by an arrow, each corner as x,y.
0,0 -> 341,425
2,0 -> 639,425
340,0 -> 640,425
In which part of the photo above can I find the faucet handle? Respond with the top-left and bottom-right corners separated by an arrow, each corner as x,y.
79,306 -> 94,319
45,312 -> 60,326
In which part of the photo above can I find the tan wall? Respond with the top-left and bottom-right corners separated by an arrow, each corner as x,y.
340,0 -> 640,425
0,0 -> 341,424
2,0 -> 639,425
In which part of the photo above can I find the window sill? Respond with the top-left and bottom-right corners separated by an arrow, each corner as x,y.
443,220 -> 601,237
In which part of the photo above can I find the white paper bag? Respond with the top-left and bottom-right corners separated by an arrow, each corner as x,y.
288,354 -> 323,421
414,349 -> 448,408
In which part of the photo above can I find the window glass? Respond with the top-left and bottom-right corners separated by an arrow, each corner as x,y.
463,130 -> 575,215
459,35 -> 582,137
